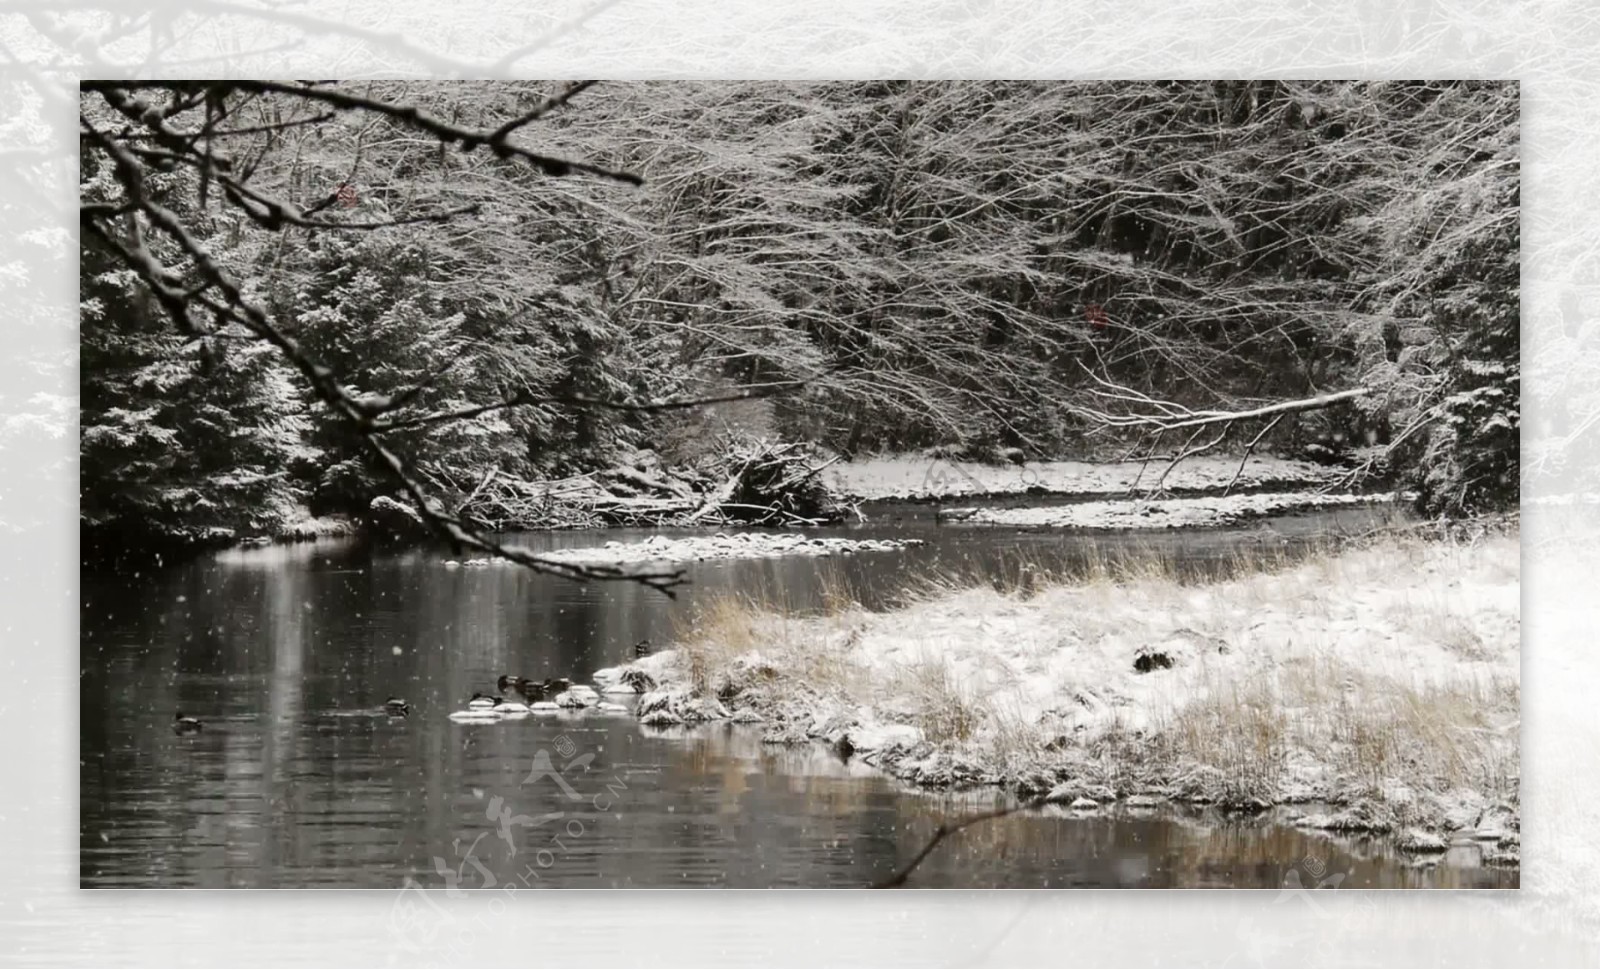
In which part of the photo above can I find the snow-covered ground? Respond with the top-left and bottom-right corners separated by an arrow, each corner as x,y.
613,531 -> 1520,859
945,490 -> 1400,529
444,532 -> 922,568
829,453 -> 1342,501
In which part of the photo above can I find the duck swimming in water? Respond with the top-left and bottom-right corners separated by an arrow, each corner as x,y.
488,676 -> 579,706
384,698 -> 410,717
498,675 -> 546,702
173,712 -> 203,735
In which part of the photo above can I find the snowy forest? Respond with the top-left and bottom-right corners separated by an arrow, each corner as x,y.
80,80 -> 1518,556
78,79 -> 1523,891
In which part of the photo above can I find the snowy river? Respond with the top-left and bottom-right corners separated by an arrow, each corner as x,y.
79,505 -> 1515,888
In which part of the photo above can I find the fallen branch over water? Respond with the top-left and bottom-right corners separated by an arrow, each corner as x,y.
873,797 -> 1049,888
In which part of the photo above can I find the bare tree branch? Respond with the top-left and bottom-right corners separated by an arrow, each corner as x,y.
82,80 -> 642,185
1075,361 -> 1371,433
1223,414 -> 1285,496
370,380 -> 820,434
78,87 -> 693,594
873,797 -> 1048,889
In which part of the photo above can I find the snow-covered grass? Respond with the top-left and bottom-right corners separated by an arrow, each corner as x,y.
633,527 -> 1519,852
276,513 -> 358,540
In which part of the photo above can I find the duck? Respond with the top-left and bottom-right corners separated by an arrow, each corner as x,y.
542,677 -> 573,695
633,638 -> 653,659
384,697 -> 410,717
173,712 -> 203,735
499,675 -> 548,702
467,691 -> 499,711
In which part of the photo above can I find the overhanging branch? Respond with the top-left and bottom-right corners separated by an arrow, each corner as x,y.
79,86 -> 691,595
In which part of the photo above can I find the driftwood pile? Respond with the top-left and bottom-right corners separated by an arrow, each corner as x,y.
448,439 -> 849,531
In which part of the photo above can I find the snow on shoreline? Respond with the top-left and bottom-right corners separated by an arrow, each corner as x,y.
613,532 -> 1520,860
444,532 -> 924,568
944,490 -> 1400,530
829,453 -> 1343,502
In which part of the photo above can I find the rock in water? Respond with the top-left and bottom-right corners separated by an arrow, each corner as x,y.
1397,829 -> 1449,853
621,668 -> 657,693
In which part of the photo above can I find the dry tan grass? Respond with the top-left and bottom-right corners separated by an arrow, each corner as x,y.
665,526 -> 1519,818
674,593 -> 770,694
1158,646 -> 1517,804
1162,675 -> 1290,800
673,587 -> 864,699
1327,669 -> 1517,796
885,657 -> 983,744
1383,596 -> 1496,661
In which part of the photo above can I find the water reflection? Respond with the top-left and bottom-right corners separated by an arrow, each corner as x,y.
80,508 -> 1514,888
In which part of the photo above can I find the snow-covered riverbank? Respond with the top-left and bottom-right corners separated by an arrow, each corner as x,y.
609,530 -> 1520,863
444,531 -> 923,568
944,490 -> 1400,530
829,453 -> 1344,502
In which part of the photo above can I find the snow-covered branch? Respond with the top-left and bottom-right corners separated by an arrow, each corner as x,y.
79,85 -> 692,592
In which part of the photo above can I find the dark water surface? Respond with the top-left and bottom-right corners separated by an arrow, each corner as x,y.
79,507 -> 1515,888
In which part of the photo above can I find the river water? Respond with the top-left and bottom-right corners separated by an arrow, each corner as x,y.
79,506 -> 1516,889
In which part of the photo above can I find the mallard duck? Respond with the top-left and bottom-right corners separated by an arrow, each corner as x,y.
467,691 -> 499,711
633,638 -> 653,658
542,677 -> 572,695
384,698 -> 410,717
173,712 -> 203,735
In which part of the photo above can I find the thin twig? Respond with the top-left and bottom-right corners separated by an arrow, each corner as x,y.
1222,414 -> 1285,496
